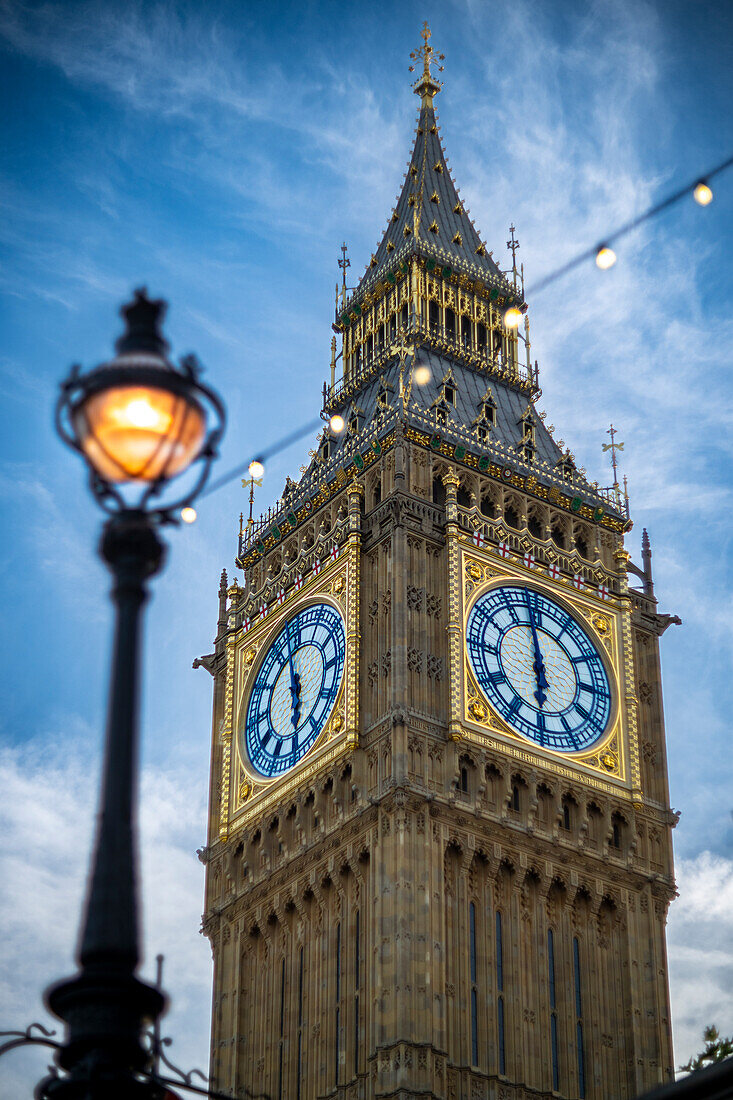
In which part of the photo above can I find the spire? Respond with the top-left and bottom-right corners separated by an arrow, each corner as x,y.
346,28 -> 517,309
409,21 -> 444,107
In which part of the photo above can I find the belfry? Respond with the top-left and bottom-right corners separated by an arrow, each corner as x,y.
199,25 -> 677,1099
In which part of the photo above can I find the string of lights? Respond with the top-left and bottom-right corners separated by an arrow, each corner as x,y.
184,153 -> 731,517
520,154 -> 732,300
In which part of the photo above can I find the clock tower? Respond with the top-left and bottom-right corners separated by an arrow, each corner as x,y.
199,26 -> 677,1100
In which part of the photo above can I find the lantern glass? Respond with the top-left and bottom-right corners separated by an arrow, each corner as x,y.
73,382 -> 207,483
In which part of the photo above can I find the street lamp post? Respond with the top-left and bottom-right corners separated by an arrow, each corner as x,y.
39,290 -> 225,1100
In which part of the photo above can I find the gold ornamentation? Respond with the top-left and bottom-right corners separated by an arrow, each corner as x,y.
238,779 -> 252,802
592,613 -> 610,635
600,752 -> 617,771
331,713 -> 344,734
469,699 -> 487,722
466,562 -> 482,581
244,647 -> 256,667
332,574 -> 345,595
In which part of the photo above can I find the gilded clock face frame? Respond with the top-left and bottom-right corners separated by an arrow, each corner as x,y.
466,580 -> 615,754
241,600 -> 346,780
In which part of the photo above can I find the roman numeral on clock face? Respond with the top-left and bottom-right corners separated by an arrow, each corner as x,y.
244,603 -> 346,778
466,584 -> 612,754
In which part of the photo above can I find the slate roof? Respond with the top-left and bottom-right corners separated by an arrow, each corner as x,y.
329,350 -> 563,471
347,98 -> 519,306
236,343 -> 624,553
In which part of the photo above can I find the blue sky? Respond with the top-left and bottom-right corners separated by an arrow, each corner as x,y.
1,0 -> 732,1091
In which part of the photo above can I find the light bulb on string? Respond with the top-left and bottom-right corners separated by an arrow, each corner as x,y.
413,364 -> 431,385
180,507 -> 197,524
249,458 -> 265,479
329,414 -> 345,433
504,307 -> 522,328
693,181 -> 713,206
595,245 -> 617,270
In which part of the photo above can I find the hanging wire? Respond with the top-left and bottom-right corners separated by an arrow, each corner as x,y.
198,417 -> 325,500
526,153 -> 733,297
195,153 -> 732,504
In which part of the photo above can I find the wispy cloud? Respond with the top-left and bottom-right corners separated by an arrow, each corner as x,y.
0,740 -> 211,1097
668,852 -> 733,1064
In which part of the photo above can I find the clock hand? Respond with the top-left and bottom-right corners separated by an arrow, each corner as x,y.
285,621 -> 301,728
526,593 -> 549,708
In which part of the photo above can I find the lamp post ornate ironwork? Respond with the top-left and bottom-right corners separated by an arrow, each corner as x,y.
37,289 -> 225,1100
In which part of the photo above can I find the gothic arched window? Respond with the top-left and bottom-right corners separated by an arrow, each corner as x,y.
496,911 -> 506,1074
505,504 -> 520,530
551,524 -> 566,550
548,928 -> 559,1091
480,496 -> 497,519
528,513 -> 543,539
469,901 -> 479,1065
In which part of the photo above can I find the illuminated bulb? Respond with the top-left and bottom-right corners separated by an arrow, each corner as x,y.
249,458 -> 265,479
73,383 -> 206,483
413,364 -> 431,385
693,181 -> 713,206
504,307 -> 522,328
595,245 -> 617,270
329,414 -> 345,433
180,506 -> 197,524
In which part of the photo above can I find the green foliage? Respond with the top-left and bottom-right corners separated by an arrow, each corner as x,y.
680,1025 -> 733,1073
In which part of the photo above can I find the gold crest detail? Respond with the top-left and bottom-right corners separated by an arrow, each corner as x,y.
238,780 -> 252,802
592,614 -> 610,635
600,752 -> 616,771
244,647 -> 256,667
469,699 -> 487,722
467,562 -> 483,581
332,575 -> 345,595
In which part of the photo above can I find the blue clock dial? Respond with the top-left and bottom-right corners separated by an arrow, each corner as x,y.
244,603 -> 346,778
466,585 -> 611,752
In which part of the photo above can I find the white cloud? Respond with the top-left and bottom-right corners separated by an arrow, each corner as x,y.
0,741 -> 211,1097
668,852 -> 733,1066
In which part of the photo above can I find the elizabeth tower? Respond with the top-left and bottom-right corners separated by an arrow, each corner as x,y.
198,28 -> 677,1100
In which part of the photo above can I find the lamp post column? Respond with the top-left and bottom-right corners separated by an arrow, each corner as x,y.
44,510 -> 167,1099
41,288 -> 225,1100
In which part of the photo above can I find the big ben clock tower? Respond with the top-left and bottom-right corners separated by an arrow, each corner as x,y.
198,26 -> 677,1100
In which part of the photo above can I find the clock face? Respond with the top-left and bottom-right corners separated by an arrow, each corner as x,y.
466,584 -> 611,752
244,602 -> 346,779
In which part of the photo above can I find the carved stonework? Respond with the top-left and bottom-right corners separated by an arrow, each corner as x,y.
407,648 -> 423,673
639,681 -> 653,705
205,47 -> 676,1100
427,654 -> 444,680
407,584 -> 424,611
426,592 -> 442,617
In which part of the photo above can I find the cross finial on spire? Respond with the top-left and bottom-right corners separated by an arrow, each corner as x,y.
339,242 -> 350,289
601,423 -> 625,507
241,474 -> 262,528
507,225 -> 520,290
409,22 -> 444,106
338,242 -> 351,307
